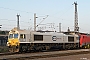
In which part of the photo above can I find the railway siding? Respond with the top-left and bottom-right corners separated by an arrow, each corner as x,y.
0,49 -> 90,60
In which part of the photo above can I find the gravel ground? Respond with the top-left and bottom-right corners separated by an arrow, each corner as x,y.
0,49 -> 90,60
32,53 -> 90,60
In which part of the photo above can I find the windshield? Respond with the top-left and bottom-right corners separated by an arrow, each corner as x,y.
14,34 -> 18,38
9,34 -> 13,38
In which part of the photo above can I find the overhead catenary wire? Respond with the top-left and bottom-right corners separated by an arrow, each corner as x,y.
0,6 -> 90,32
0,7 -> 33,14
0,6 -> 73,21
0,19 -> 32,23
0,18 -> 33,30
47,5 -> 73,22
36,15 -> 49,27
0,5 -> 74,26
0,6 -> 48,15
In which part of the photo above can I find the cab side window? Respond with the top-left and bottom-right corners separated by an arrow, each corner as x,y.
20,34 -> 23,38
20,34 -> 26,39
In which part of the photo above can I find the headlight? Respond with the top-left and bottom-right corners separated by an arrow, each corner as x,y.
7,42 -> 9,44
7,42 -> 10,44
7,42 -> 11,46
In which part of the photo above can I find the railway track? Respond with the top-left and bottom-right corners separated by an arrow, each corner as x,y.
0,49 -> 84,56
10,51 -> 90,60
0,49 -> 90,60
0,52 -> 16,56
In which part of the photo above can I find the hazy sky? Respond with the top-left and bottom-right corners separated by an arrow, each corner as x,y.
0,0 -> 90,33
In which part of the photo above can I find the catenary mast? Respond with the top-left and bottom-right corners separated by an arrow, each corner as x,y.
17,14 -> 20,30
74,2 -> 79,32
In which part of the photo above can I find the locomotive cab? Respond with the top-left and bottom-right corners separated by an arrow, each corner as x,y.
7,28 -> 20,52
8,33 -> 19,46
7,27 -> 31,52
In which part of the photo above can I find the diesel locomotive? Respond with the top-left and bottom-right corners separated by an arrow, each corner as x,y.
7,27 -> 90,52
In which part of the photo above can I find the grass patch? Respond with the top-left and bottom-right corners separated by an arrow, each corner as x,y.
0,46 -> 9,53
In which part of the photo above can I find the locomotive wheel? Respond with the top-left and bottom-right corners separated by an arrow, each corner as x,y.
84,46 -> 87,49
87,44 -> 90,48
14,48 -> 19,52
9,48 -> 13,52
9,46 -> 19,52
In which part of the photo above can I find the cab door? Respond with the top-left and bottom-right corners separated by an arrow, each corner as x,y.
20,34 -> 26,42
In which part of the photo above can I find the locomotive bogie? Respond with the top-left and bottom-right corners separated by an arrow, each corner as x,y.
18,43 -> 79,52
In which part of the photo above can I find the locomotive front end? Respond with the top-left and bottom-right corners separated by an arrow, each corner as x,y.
7,28 -> 20,52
